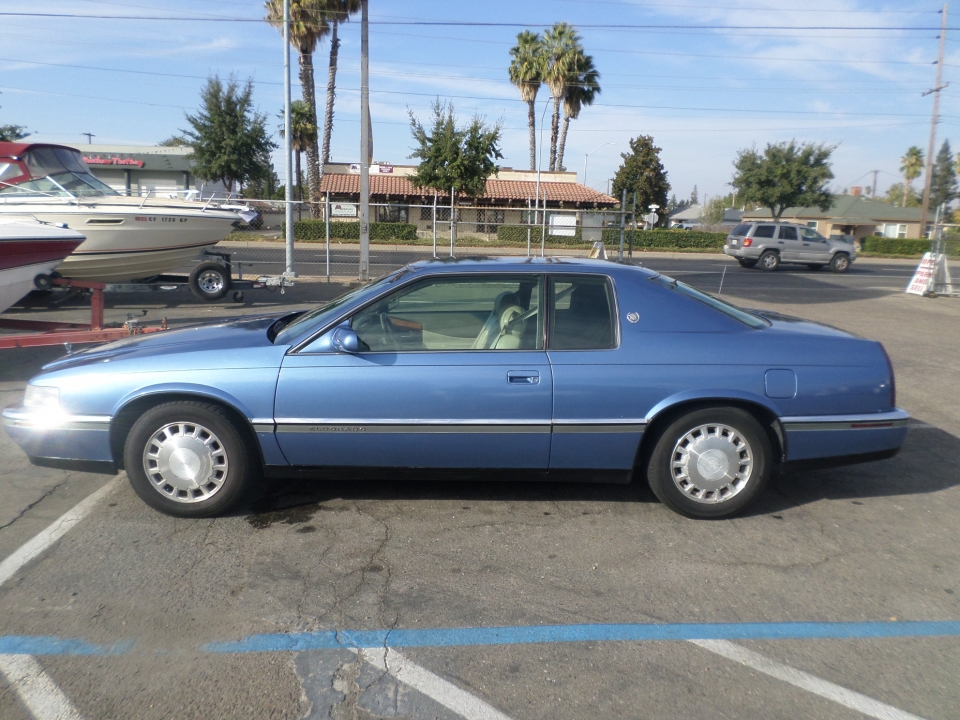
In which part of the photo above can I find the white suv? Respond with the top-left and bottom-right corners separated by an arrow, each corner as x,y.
724,222 -> 857,272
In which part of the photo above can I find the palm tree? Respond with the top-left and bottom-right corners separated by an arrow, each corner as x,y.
279,100 -> 318,220
900,146 -> 924,207
508,30 -> 545,172
556,54 -> 600,172
542,23 -> 583,171
319,0 -> 362,167
265,0 -> 329,207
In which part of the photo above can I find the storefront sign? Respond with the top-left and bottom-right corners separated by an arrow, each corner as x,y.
549,214 -> 577,237
375,164 -> 394,174
348,164 -> 361,173
331,202 -> 358,217
83,156 -> 145,168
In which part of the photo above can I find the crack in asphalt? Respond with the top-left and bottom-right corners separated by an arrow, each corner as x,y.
0,478 -> 70,531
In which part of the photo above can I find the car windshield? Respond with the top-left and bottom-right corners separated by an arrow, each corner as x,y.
272,270 -> 408,345
648,274 -> 769,329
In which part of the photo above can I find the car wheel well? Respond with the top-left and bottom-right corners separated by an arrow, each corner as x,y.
634,399 -> 784,471
110,393 -> 264,471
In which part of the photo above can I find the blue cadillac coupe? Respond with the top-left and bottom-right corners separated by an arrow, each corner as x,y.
2,258 -> 908,519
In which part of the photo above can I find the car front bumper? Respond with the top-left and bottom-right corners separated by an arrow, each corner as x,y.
781,409 -> 909,462
2,405 -> 116,473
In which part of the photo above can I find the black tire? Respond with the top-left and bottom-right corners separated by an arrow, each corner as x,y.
232,290 -> 244,303
645,407 -> 772,519
806,264 -> 824,271
189,261 -> 231,302
758,250 -> 780,271
123,401 -> 260,518
33,274 -> 53,291
738,258 -> 757,268
829,253 -> 850,273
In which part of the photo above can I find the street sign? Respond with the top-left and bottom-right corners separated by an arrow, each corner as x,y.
644,212 -> 659,224
906,253 -> 938,295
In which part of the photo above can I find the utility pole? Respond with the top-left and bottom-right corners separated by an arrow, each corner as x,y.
870,169 -> 880,199
282,0 -> 295,277
358,0 -> 370,281
920,3 -> 949,235
81,133 -> 95,145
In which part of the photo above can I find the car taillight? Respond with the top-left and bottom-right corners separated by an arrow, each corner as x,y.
880,344 -> 896,408
743,238 -> 752,247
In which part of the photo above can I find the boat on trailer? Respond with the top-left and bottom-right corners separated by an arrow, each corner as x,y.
0,142 -> 253,283
0,216 -> 85,314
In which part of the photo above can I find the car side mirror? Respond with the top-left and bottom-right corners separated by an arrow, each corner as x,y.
332,326 -> 360,353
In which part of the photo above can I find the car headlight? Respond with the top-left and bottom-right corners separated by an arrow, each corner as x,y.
23,385 -> 60,410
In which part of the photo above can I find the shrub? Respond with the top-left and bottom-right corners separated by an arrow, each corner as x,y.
859,237 -> 930,255
630,229 -> 727,250
284,219 -> 417,242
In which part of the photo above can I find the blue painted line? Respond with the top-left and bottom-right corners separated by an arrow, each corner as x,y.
203,620 -> 960,654
0,636 -> 133,656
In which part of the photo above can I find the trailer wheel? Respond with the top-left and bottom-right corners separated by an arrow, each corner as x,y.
189,262 -> 230,302
233,291 -> 244,303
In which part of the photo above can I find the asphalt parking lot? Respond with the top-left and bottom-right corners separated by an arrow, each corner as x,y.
1,253 -> 959,720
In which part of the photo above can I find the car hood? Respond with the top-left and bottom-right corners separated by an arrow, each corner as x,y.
41,313 -> 296,372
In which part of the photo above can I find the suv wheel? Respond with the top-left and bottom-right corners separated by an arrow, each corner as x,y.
759,251 -> 780,271
829,253 -> 850,273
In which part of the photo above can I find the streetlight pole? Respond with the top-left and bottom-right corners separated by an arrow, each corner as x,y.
358,0 -> 370,281
583,142 -> 614,188
282,0 -> 294,277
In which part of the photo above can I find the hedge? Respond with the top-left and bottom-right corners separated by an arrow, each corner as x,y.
283,220 -> 417,242
495,226 -> 728,250
860,236 -> 960,256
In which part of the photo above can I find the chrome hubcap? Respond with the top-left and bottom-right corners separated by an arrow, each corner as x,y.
835,256 -> 848,269
671,423 -> 753,504
197,270 -> 225,294
763,255 -> 777,268
143,422 -> 228,503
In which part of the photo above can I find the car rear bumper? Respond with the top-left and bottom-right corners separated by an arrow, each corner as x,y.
2,405 -> 116,472
723,245 -> 756,259
781,409 -> 909,462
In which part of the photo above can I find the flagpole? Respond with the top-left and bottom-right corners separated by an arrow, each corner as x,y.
358,0 -> 370,281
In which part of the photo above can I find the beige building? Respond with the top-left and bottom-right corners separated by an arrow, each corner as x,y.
742,194 -> 926,241
317,163 -> 617,236
81,144 -> 229,198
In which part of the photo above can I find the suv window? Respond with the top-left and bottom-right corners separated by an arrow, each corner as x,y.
548,276 -> 616,350
730,223 -> 752,237
752,225 -> 776,239
801,228 -> 826,242
351,275 -> 543,352
778,226 -> 798,240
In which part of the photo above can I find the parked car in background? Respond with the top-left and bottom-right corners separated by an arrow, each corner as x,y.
724,222 -> 857,272
3,258 -> 905,520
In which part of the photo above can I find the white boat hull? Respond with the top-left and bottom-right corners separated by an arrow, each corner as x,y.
0,199 -> 241,282
0,259 -> 64,314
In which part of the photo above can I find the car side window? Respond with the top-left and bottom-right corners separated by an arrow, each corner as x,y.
548,276 -> 616,350
752,225 -> 776,239
349,275 -> 543,352
801,228 -> 825,242
778,226 -> 798,241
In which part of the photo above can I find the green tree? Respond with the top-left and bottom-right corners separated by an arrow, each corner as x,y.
318,0 -> 361,168
182,75 -> 275,193
243,155 -> 282,200
408,101 -> 503,240
556,53 -> 600,171
279,100 -> 318,219
689,185 -> 698,205
265,0 -> 329,204
542,22 -> 583,172
158,135 -> 190,147
508,30 -> 545,172
928,139 -> 957,212
732,140 -> 834,220
702,192 -> 736,225
611,136 -> 670,225
884,182 -> 921,208
0,103 -> 29,142
900,146 -> 924,207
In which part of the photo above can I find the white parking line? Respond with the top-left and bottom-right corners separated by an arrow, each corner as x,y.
0,655 -> 84,720
690,639 -> 927,720
0,477 -> 121,720
357,646 -> 515,720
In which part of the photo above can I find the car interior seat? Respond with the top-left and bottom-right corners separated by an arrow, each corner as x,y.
473,291 -> 524,349
552,283 -> 613,349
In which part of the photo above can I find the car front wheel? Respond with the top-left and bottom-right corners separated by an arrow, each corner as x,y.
646,407 -> 772,518
759,251 -> 780,271
123,401 -> 259,517
830,253 -> 850,273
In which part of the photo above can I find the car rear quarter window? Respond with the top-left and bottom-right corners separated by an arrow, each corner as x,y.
778,226 -> 798,240
548,276 -> 617,350
730,223 -> 752,236
752,225 -> 776,238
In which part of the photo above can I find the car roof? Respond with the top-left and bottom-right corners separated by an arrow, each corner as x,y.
403,256 -> 657,278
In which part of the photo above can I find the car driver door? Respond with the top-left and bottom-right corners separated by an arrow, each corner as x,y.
800,227 -> 832,262
274,274 -> 553,469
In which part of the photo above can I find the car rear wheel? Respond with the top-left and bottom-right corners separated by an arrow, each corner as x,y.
123,401 -> 259,517
646,407 -> 772,518
806,264 -> 824,271
829,253 -> 850,273
759,251 -> 780,271
738,258 -> 757,268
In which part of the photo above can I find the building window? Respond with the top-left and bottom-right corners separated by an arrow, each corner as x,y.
476,208 -> 504,233
806,221 -> 818,229
878,223 -> 908,239
436,207 -> 460,223
376,204 -> 408,223
419,205 -> 433,221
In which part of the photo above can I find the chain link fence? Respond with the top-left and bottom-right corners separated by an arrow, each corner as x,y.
221,201 -> 632,281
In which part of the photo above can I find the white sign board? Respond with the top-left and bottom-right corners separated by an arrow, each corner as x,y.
549,214 -> 577,237
906,252 -> 938,295
644,212 -> 659,224
331,202 -> 358,218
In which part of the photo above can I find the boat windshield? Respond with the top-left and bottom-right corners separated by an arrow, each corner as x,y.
0,172 -> 120,198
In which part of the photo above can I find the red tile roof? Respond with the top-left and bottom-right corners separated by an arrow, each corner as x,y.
318,173 -> 617,206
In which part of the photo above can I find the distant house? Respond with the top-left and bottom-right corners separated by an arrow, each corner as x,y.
668,204 -> 702,228
742,195 -> 925,241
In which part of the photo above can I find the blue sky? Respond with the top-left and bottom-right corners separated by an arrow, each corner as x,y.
1,0 -> 958,202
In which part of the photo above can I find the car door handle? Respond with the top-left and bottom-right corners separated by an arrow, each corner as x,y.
507,371 -> 540,385
778,241 -> 785,244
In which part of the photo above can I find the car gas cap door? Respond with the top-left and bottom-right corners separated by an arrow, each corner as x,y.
765,369 -> 797,399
